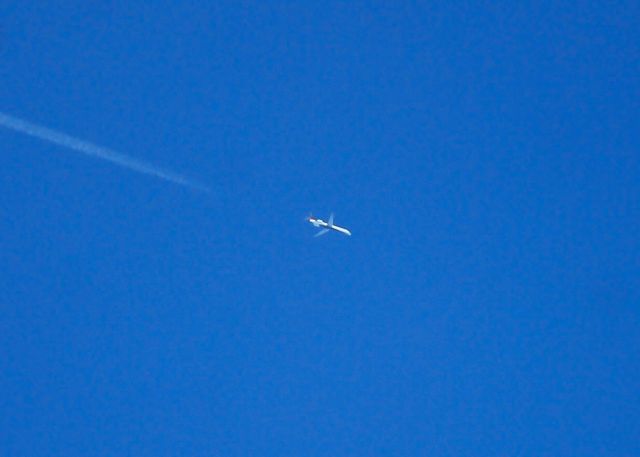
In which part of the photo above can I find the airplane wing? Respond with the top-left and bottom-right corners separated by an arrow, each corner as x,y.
314,229 -> 330,237
328,213 -> 334,227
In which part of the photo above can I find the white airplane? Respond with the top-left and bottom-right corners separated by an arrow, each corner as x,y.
307,213 -> 352,237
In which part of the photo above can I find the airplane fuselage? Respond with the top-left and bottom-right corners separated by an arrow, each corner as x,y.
308,217 -> 352,236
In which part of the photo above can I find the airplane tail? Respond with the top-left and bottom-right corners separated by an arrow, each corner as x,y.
328,213 -> 334,227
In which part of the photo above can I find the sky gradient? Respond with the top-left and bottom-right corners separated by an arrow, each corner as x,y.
1,2 -> 639,455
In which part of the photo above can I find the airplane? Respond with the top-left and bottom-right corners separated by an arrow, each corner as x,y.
307,213 -> 352,237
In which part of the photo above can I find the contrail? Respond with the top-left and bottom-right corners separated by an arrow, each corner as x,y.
0,111 -> 209,192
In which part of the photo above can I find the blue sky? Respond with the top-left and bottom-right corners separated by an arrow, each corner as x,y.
1,1 -> 639,455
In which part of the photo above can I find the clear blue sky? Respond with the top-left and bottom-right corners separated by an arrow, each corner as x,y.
1,2 -> 638,455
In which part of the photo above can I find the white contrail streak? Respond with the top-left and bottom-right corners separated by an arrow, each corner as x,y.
0,111 -> 209,192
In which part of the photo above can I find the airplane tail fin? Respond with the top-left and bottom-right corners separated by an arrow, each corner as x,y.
328,213 -> 334,227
